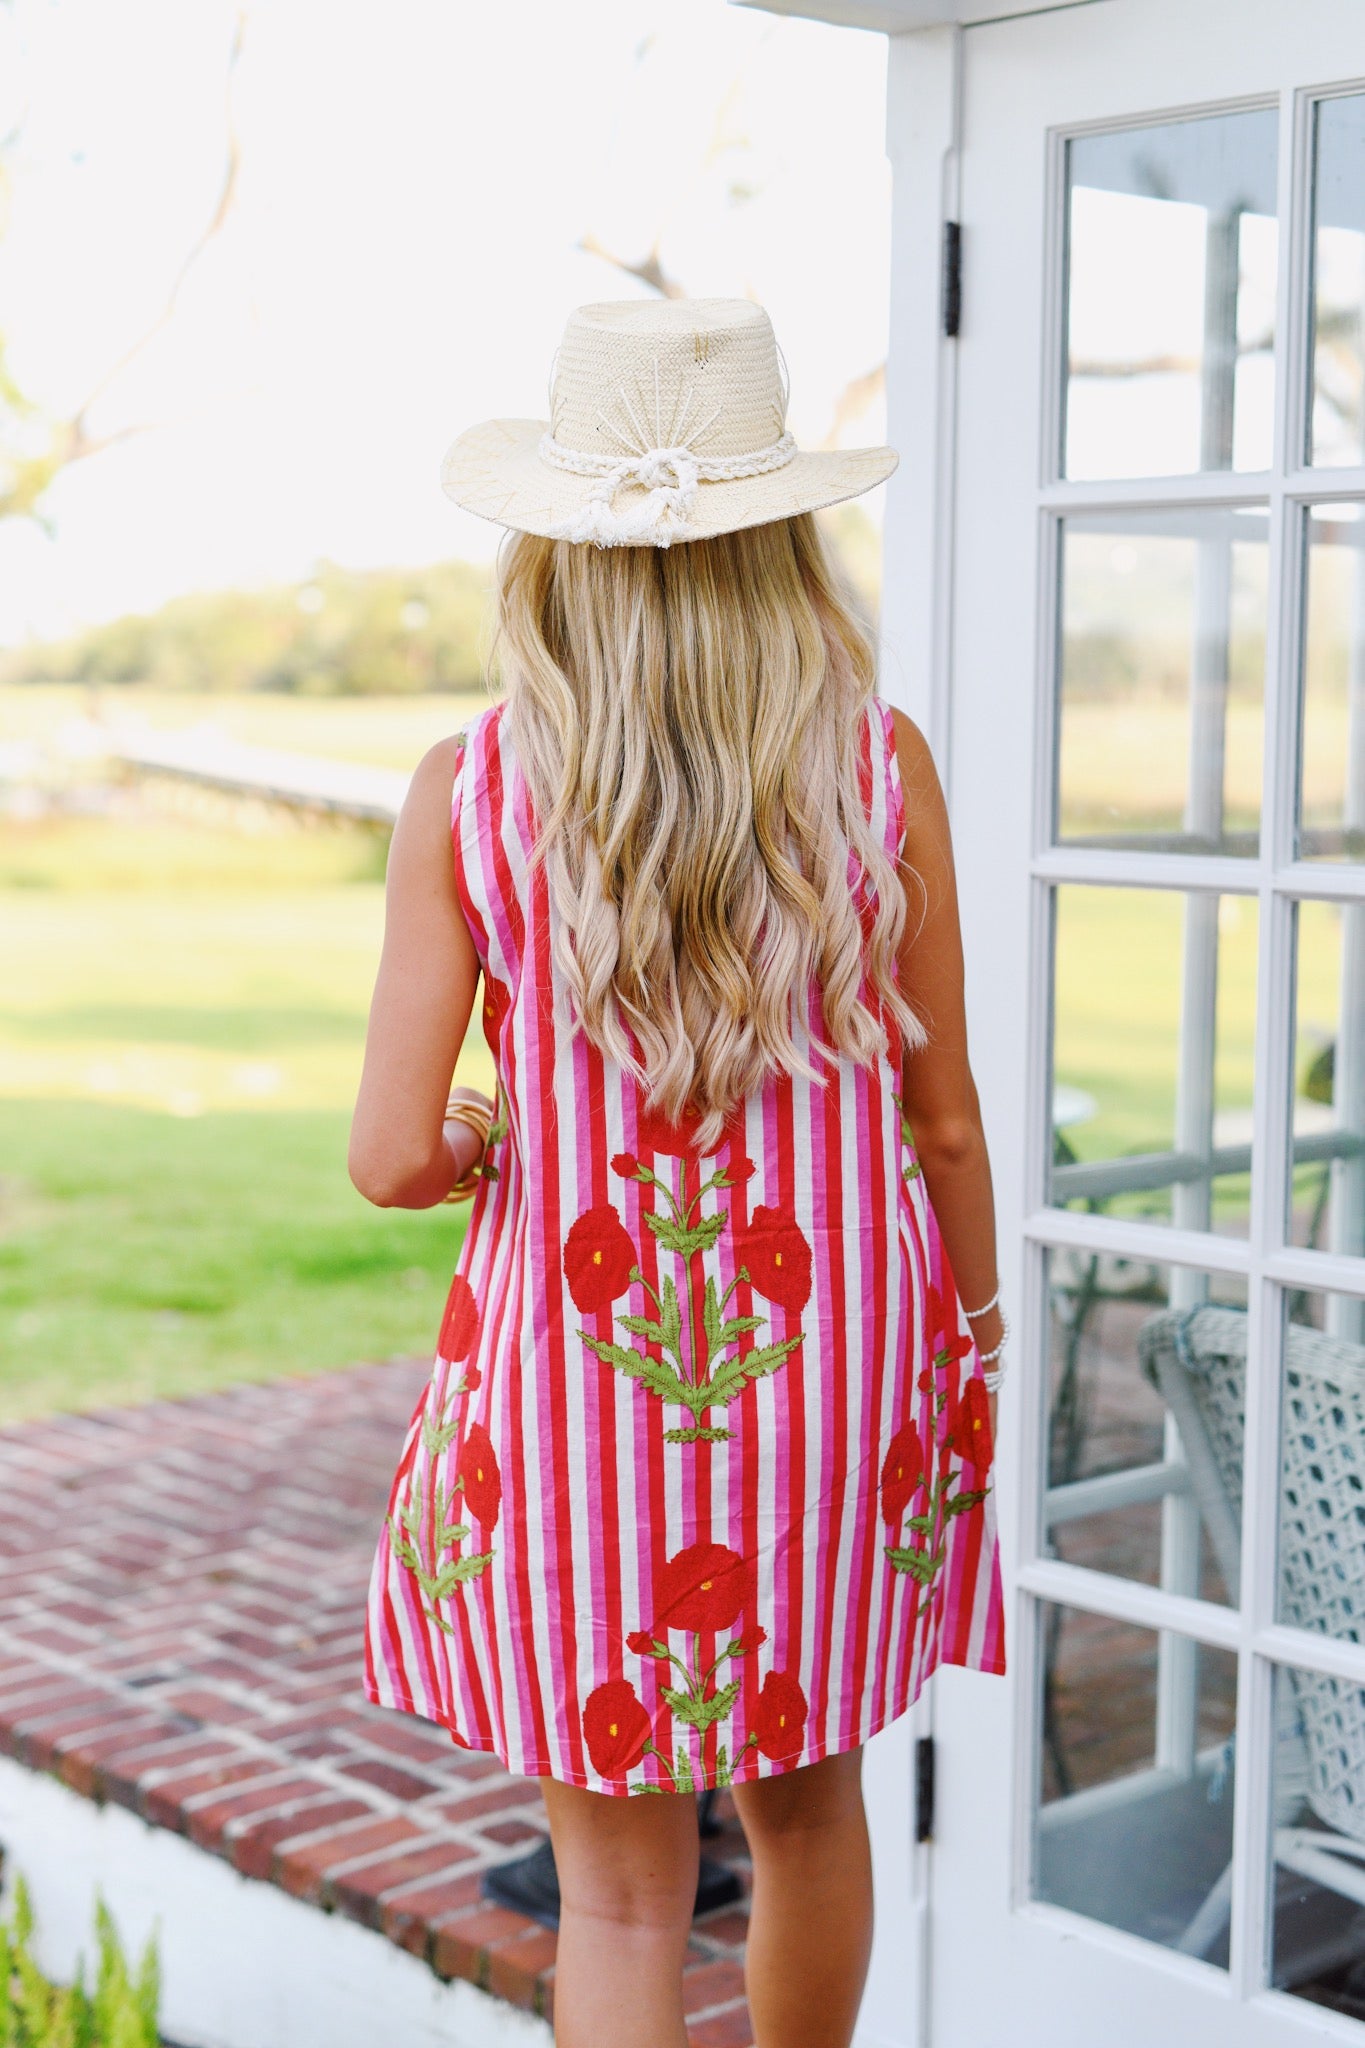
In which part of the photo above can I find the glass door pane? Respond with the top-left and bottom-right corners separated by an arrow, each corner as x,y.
1049,886 -> 1258,1235
1034,1600 -> 1238,1959
1270,1660 -> 1365,2017
1298,503 -> 1365,860
1290,899 -> 1365,1257
1063,109 -> 1279,480
1057,508 -> 1268,854
1046,1256 -> 1247,1604
1309,93 -> 1365,468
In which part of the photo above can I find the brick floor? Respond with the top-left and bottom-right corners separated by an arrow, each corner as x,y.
0,1361 -> 753,2043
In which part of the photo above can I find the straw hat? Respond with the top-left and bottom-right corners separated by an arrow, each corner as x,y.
441,297 -> 897,548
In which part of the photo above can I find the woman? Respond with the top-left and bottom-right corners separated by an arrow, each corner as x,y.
350,297 -> 1006,2048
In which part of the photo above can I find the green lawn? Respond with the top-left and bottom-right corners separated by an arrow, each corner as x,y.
0,1100 -> 468,1422
0,695 -> 492,1424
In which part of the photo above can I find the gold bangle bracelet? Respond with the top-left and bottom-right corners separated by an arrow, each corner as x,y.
442,1093 -> 494,1204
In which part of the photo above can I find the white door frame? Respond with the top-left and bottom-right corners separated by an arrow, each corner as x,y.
874,2 -> 1365,2044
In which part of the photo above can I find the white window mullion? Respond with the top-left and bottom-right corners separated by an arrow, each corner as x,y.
1227,74 -> 1316,2002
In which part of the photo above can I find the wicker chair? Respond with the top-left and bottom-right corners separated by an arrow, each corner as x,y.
1137,1304 -> 1365,1956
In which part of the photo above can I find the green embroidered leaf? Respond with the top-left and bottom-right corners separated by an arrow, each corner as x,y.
487,1116 -> 509,1142
660,1276 -> 683,1358
706,1331 -> 801,1402
694,1678 -> 741,1729
580,1333 -> 666,1380
702,1274 -> 722,1362
643,1209 -> 726,1259
688,1212 -> 726,1256
903,1159 -> 923,1180
663,1424 -> 734,1442
421,1415 -> 460,1457
447,1548 -> 495,1582
885,1544 -> 945,1583
717,1314 -> 765,1345
943,1488 -> 989,1518
438,1520 -> 472,1549
480,1162 -> 500,1182
643,1209 -> 693,1255
421,1604 -> 458,1637
904,1511 -> 937,1536
714,1744 -> 732,1789
387,1520 -> 422,1573
661,1684 -> 705,1727
629,1782 -> 672,1796
674,1745 -> 696,1794
617,1313 -> 665,1341
737,1335 -> 803,1379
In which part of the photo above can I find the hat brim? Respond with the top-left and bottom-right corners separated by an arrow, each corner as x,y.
440,419 -> 898,544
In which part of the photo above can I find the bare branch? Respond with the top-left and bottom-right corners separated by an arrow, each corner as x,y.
66,4 -> 248,455
578,231 -> 687,300
821,364 -> 885,451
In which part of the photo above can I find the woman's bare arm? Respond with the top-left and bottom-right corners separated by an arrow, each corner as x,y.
349,737 -> 484,1209
890,708 -> 1006,1409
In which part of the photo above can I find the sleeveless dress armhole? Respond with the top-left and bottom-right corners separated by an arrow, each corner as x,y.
875,698 -> 908,862
448,712 -> 495,969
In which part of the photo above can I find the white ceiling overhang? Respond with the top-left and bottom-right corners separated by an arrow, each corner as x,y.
732,0 -> 1098,28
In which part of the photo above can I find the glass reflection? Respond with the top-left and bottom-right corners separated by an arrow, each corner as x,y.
1045,1257 -> 1245,1604
1309,94 -> 1365,468
1064,109 -> 1278,481
1057,509 -> 1266,853
1290,901 -> 1365,1259
1270,1661 -> 1365,2018
1298,505 -> 1365,861
1034,1601 -> 1236,1960
1050,886 -> 1258,1234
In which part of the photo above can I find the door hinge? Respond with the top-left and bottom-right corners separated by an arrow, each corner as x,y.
941,220 -> 962,339
914,1734 -> 936,1842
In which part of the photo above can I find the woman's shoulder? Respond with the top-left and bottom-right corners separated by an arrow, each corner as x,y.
883,702 -> 937,802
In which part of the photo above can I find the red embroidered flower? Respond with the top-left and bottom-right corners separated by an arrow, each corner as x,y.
626,1629 -> 658,1657
653,1543 -> 753,1633
947,1377 -> 994,1472
583,1680 -> 652,1777
637,1100 -> 708,1156
726,1154 -> 757,1183
751,1670 -> 808,1760
456,1424 -> 502,1527
438,1275 -> 478,1363
463,1365 -> 482,1392
732,1623 -> 767,1657
880,1424 -> 925,1525
937,1330 -> 973,1365
737,1207 -> 812,1313
563,1205 -> 637,1313
612,1152 -> 642,1178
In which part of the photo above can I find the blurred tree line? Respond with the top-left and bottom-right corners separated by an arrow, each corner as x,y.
0,559 -> 491,695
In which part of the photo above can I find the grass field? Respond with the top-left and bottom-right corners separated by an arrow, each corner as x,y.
0,692 -> 492,1424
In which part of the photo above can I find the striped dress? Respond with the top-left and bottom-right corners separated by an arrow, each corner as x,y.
363,699 -> 1005,1794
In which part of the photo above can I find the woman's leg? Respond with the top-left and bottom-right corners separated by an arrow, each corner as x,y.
541,1778 -> 700,2048
731,1749 -> 873,2048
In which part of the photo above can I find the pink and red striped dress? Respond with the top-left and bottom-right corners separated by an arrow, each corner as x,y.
363,699 -> 1005,1794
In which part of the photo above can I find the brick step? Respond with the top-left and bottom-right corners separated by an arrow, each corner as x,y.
0,1361 -> 753,2043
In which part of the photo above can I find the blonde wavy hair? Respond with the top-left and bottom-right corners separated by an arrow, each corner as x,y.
494,512 -> 924,1148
